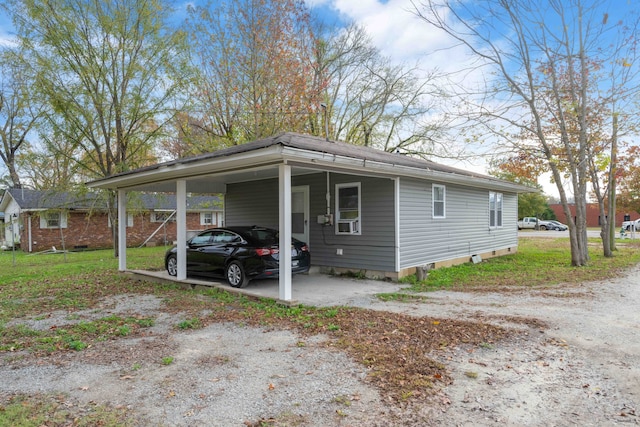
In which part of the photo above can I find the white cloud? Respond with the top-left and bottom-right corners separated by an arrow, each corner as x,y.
320,0 -> 459,66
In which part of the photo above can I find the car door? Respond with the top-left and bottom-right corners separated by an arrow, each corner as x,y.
198,230 -> 243,276
186,231 -> 215,272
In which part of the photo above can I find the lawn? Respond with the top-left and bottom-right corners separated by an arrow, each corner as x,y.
402,237 -> 640,292
1,237 -> 640,425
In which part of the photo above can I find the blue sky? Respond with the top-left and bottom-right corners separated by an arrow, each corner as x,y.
1,0 -> 638,197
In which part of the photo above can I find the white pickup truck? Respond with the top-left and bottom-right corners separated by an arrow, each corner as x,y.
517,217 -> 539,229
622,218 -> 640,231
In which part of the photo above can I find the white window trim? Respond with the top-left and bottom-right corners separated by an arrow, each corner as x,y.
432,184 -> 446,219
489,191 -> 503,228
40,211 -> 68,229
335,182 -> 361,235
200,211 -> 214,226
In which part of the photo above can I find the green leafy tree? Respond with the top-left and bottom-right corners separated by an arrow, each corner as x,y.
6,0 -> 192,254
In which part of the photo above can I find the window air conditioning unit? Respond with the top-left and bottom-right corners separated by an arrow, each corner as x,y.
337,219 -> 358,234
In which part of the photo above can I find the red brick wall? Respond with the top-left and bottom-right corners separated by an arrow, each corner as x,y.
18,211 -> 218,252
549,204 -> 640,227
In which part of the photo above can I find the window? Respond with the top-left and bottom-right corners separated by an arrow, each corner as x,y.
335,182 -> 361,234
201,212 -> 214,226
490,191 -> 503,227
151,212 -> 175,223
190,230 -> 214,245
432,184 -> 445,218
40,211 -> 67,229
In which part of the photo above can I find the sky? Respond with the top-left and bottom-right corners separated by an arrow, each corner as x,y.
1,0 -> 638,199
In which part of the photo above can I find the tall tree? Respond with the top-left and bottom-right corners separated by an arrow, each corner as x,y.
0,48 -> 42,189
187,0 -> 321,147
6,0 -> 191,255
413,0 -> 640,266
316,24 -> 451,158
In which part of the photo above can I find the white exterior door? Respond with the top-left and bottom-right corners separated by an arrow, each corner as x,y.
291,186 -> 309,245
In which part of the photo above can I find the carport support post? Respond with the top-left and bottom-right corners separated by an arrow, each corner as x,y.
176,180 -> 187,280
118,189 -> 127,271
279,164 -> 293,301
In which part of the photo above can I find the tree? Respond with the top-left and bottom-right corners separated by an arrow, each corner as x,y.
6,0 -> 192,255
316,24 -> 451,159
0,48 -> 42,189
412,0 -> 640,266
187,0 -> 321,148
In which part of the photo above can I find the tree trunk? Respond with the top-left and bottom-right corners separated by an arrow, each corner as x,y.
608,113 -> 618,251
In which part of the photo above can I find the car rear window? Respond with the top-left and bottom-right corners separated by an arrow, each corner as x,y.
247,229 -> 278,244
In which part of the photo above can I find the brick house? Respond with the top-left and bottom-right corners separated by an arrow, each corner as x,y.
549,203 -> 640,228
0,188 -> 222,252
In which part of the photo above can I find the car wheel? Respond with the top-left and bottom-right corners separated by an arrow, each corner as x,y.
166,254 -> 178,276
540,225 -> 547,230
226,261 -> 249,288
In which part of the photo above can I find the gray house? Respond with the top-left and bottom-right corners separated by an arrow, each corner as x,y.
88,132 -> 533,301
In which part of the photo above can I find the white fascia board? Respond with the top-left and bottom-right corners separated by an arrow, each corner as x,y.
88,146 -> 285,190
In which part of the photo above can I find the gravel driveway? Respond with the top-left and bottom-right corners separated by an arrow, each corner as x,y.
2,265 -> 639,426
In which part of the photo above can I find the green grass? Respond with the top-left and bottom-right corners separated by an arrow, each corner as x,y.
399,237 -> 640,292
2,237 -> 640,424
0,246 -> 168,324
0,393 -> 131,427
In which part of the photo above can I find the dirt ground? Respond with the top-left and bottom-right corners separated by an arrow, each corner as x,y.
2,263 -> 640,426
379,266 -> 640,426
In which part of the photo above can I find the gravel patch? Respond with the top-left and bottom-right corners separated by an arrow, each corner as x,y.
3,265 -> 640,425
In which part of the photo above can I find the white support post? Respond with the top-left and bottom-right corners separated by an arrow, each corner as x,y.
279,164 -> 293,301
176,180 -> 187,280
394,177 -> 400,273
117,189 -> 127,271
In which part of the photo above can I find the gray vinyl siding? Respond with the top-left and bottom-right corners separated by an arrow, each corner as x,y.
399,178 -> 518,269
226,173 -> 397,272
225,180 -> 280,229
226,174 -> 519,274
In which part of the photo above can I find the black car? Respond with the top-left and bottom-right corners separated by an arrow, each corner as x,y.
540,220 -> 568,231
165,226 -> 311,288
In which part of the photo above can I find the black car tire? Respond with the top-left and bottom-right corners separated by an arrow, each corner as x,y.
540,225 -> 547,230
226,261 -> 249,288
166,254 -> 178,276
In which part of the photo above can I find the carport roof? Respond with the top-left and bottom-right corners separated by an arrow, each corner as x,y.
87,132 -> 536,194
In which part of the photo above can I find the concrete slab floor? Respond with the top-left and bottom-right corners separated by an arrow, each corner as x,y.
126,270 -> 408,307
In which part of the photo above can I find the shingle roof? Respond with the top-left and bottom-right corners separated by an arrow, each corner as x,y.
91,132 -> 534,191
3,188 -> 221,211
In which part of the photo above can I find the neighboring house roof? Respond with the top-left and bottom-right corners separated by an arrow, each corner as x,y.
87,132 -> 536,194
0,188 -> 221,213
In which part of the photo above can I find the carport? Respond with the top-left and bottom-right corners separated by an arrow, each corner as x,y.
88,137 -> 322,301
